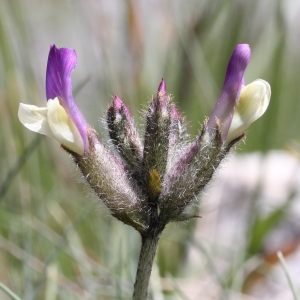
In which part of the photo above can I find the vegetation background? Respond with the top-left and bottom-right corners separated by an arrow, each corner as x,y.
1,0 -> 300,299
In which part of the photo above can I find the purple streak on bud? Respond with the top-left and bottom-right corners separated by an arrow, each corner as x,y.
207,44 -> 251,141
166,106 -> 182,168
46,45 -> 89,153
171,106 -> 180,119
158,78 -> 166,94
169,106 -> 182,146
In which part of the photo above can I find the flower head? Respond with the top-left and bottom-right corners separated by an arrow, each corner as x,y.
18,44 -> 271,232
18,45 -> 88,155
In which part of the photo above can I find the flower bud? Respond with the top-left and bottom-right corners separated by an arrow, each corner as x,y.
143,79 -> 172,203
107,95 -> 143,172
159,121 -> 226,221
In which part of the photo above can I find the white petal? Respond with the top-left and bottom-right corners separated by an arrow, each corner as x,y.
226,79 -> 271,143
18,103 -> 54,138
47,98 -> 84,155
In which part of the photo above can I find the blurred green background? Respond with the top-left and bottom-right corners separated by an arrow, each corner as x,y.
1,0 -> 300,299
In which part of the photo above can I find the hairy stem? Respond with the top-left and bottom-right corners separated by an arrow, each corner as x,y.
132,227 -> 163,300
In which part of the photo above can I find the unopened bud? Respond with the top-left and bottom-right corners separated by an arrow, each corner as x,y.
159,121 -> 226,221
107,95 -> 143,173
143,79 -> 172,203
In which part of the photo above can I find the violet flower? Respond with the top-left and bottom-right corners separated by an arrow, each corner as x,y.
207,44 -> 270,143
19,45 -> 149,231
18,45 -> 88,155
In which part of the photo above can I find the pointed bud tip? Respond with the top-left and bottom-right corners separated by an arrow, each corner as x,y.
158,78 -> 166,94
113,95 -> 123,110
112,94 -> 131,118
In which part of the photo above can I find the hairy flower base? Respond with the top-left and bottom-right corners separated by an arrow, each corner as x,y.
63,128 -> 150,233
19,98 -> 84,155
158,121 -> 239,222
63,122 -> 243,232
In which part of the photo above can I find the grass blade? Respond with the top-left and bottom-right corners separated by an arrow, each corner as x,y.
0,282 -> 22,300
277,251 -> 299,300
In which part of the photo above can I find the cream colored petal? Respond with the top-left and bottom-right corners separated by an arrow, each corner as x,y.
47,98 -> 84,155
226,79 -> 271,143
18,103 -> 54,138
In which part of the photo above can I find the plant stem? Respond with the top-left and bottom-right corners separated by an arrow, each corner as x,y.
132,227 -> 162,300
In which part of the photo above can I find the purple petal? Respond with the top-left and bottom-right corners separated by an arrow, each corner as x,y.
46,45 -> 88,153
207,44 -> 251,141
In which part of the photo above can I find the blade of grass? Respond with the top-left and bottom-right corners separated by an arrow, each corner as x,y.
116,240 -> 123,300
0,282 -> 22,300
277,251 -> 299,300
0,135 -> 42,200
0,235 -> 85,298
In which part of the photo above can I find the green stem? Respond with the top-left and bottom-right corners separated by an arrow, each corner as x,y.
132,228 -> 162,300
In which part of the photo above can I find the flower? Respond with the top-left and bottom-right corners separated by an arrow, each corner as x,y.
207,44 -> 271,143
107,94 -> 143,170
18,45 -> 88,155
